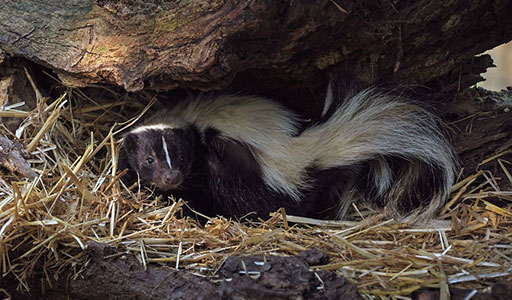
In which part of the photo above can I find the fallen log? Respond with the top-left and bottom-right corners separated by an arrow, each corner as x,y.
0,0 -> 510,100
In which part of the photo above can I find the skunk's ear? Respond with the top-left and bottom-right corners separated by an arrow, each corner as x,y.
122,132 -> 138,152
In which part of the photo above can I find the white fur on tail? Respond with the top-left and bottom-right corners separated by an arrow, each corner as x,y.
296,88 -> 457,222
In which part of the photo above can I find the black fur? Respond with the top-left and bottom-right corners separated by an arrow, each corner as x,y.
119,125 -> 343,219
120,126 -> 212,214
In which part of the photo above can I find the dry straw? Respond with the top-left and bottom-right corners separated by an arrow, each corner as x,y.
0,71 -> 511,298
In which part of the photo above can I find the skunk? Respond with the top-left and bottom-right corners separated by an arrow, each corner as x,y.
118,86 -> 458,223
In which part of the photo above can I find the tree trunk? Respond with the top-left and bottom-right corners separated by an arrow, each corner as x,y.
0,0 -> 510,100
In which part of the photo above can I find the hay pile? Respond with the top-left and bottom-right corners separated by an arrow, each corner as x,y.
0,71 -> 511,298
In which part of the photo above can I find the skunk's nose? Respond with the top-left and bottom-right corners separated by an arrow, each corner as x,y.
164,171 -> 181,184
157,170 -> 182,192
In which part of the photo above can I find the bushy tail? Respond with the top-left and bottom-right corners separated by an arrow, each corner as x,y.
297,86 -> 458,223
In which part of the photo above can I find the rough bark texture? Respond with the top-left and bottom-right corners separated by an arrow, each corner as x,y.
4,243 -> 511,300
446,88 -> 512,179
2,242 -> 361,300
0,0 -> 511,100
0,134 -> 36,179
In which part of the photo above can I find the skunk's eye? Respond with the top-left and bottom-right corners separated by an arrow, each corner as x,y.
179,155 -> 184,162
146,157 -> 155,165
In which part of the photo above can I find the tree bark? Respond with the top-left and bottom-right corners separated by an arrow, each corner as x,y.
0,0 -> 510,99
447,88 -> 512,179
1,242 -> 361,300
4,242 -> 511,300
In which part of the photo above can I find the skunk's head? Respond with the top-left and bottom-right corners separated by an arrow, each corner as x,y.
121,125 -> 199,192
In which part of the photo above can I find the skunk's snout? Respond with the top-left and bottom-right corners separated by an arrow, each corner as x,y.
158,169 -> 182,191
164,170 -> 181,184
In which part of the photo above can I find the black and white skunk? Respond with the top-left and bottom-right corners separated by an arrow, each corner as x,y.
118,85 -> 458,223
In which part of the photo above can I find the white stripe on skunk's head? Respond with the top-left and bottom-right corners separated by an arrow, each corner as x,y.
161,135 -> 173,169
130,123 -> 177,134
121,125 -> 201,192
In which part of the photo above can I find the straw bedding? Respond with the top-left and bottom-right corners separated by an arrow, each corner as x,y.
0,70 -> 511,298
